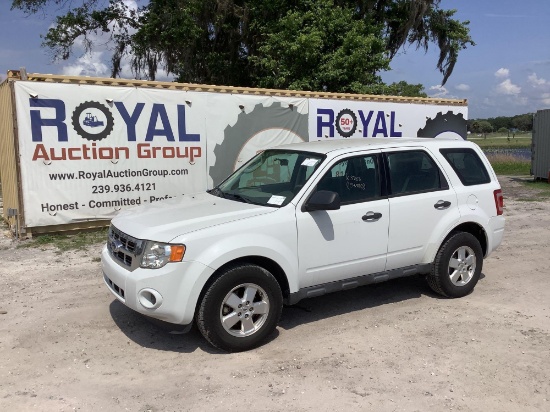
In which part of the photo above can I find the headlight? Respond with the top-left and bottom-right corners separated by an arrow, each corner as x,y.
141,241 -> 185,269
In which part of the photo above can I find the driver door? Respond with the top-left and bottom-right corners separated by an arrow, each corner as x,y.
295,152 -> 389,288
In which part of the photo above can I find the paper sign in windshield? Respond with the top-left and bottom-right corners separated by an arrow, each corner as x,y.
301,158 -> 319,167
267,195 -> 286,205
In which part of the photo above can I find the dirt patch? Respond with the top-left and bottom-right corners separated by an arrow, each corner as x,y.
1,176 -> 549,411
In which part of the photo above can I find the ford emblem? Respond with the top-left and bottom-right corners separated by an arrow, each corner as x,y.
110,239 -> 124,253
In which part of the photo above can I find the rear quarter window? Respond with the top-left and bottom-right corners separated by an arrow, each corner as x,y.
440,148 -> 491,186
386,150 -> 448,195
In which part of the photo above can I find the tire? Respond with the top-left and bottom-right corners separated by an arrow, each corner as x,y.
197,264 -> 283,352
427,232 -> 483,298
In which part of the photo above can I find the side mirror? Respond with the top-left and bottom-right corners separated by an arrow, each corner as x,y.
304,190 -> 341,211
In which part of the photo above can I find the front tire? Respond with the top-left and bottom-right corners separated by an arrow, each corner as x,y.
197,264 -> 283,352
427,232 -> 483,298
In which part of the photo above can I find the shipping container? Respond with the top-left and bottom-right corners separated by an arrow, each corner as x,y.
532,110 -> 550,180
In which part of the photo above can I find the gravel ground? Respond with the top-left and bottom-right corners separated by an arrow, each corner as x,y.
0,176 -> 549,411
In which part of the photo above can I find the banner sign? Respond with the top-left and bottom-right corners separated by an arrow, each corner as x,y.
308,99 -> 468,141
205,94 -> 308,186
14,82 -> 308,227
14,82 -> 466,228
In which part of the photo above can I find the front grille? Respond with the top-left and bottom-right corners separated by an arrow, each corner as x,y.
108,225 -> 145,271
110,227 -> 139,253
114,251 -> 133,267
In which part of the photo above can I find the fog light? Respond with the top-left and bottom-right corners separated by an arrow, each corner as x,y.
138,288 -> 163,309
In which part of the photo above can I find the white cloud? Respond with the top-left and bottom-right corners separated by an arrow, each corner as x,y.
62,51 -> 109,77
540,93 -> 550,105
495,68 -> 510,79
517,96 -> 529,106
428,84 -> 449,98
123,0 -> 138,9
455,83 -> 470,91
527,73 -> 549,87
495,79 -> 521,95
60,0 -> 140,79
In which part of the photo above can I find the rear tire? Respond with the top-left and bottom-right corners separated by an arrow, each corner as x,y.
427,232 -> 483,298
197,264 -> 283,352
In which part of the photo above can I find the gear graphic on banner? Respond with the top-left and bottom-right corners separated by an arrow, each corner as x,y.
417,111 -> 467,140
72,101 -> 114,141
209,102 -> 308,186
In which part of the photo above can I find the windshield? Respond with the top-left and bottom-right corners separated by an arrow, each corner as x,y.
213,149 -> 325,207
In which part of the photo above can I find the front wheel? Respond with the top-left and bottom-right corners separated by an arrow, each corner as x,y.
427,232 -> 483,298
197,264 -> 283,352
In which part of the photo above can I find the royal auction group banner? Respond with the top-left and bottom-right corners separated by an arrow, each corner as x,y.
308,98 -> 468,141
14,82 -> 308,226
14,81 -> 466,227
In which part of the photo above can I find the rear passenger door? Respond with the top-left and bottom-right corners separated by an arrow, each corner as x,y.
296,152 -> 389,288
384,148 -> 460,271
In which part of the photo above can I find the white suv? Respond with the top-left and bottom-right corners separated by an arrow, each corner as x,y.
101,138 -> 505,351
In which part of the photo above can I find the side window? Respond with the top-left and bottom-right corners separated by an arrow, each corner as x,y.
387,150 -> 446,195
317,155 -> 380,204
440,148 -> 491,186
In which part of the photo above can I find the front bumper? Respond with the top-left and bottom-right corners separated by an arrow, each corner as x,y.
101,245 -> 215,325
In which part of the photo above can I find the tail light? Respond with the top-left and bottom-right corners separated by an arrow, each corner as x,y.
494,189 -> 504,215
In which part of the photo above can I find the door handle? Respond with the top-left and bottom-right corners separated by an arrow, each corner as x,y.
434,200 -> 451,210
362,212 -> 382,222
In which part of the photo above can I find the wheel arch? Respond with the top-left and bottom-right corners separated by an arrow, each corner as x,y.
195,255 -> 290,312
443,222 -> 488,256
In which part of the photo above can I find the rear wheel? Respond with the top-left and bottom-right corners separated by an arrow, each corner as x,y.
427,232 -> 483,298
197,264 -> 283,352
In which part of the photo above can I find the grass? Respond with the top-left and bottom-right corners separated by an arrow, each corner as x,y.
486,154 -> 531,175
517,179 -> 550,201
469,133 -> 531,149
483,152 -> 550,201
17,228 -> 108,252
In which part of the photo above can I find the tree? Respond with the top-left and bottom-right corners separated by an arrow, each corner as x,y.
487,116 -> 512,131
250,0 -> 390,94
512,114 -> 533,132
11,0 -> 474,92
381,81 -> 427,97
471,120 -> 492,138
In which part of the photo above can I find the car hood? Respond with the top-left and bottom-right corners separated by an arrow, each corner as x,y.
111,192 -> 275,242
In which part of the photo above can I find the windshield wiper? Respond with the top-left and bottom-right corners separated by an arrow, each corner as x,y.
209,188 -> 256,205
207,187 -> 226,198
227,193 -> 253,204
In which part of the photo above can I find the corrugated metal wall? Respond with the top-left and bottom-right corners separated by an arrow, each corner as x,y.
532,110 -> 550,180
0,79 -> 22,232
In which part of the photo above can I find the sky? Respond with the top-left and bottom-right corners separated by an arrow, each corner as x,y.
1,0 -> 549,119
